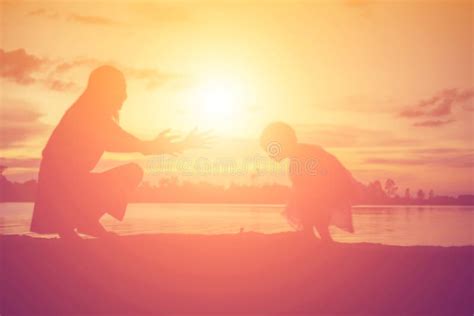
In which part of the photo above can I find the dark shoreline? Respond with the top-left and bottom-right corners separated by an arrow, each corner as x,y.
1,233 -> 473,315
2,201 -> 474,206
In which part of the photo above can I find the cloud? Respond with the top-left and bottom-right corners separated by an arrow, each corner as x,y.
0,101 -> 42,122
399,108 -> 424,118
68,14 -> 123,26
399,88 -> 474,126
28,8 -> 47,16
429,100 -> 452,116
423,89 -> 459,116
323,94 -> 398,113
448,154 -> 474,168
129,2 -> 191,25
27,7 -> 122,26
0,48 -> 176,92
398,88 -> 474,119
53,57 -> 176,90
0,157 -> 41,169
364,153 -> 474,169
297,124 -> 418,148
462,103 -> 474,111
25,3 -> 190,28
54,57 -> 99,73
46,79 -> 77,92
412,148 -> 471,155
0,99 -> 50,149
27,8 -> 59,19
457,89 -> 474,103
364,158 -> 425,166
123,67 -> 176,90
413,119 -> 456,127
0,48 -> 47,84
0,48 -> 79,92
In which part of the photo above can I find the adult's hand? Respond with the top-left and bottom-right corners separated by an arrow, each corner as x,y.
181,128 -> 214,150
143,129 -> 182,155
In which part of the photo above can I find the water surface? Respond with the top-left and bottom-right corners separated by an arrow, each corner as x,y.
0,203 -> 472,246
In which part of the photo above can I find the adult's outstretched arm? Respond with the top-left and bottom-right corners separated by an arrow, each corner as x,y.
104,119 -> 179,155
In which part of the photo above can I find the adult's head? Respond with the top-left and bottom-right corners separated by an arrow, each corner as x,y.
260,122 -> 297,161
82,65 -> 127,119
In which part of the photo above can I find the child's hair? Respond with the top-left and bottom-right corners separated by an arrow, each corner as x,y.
260,122 -> 297,150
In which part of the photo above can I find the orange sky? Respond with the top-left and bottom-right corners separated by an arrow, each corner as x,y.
0,0 -> 473,195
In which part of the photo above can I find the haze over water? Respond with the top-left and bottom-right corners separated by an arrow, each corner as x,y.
1,203 -> 472,246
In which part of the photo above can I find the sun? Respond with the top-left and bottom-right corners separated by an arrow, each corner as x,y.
199,79 -> 241,117
190,76 -> 247,132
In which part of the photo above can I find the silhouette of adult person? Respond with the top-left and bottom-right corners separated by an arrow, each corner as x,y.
31,65 -> 211,239
260,122 -> 355,242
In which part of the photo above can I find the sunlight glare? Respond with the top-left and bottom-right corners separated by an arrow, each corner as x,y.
190,76 -> 248,133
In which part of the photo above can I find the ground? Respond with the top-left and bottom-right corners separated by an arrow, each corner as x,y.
1,233 -> 472,315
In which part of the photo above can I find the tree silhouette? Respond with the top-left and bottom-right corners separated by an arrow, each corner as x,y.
0,172 -> 472,205
416,189 -> 425,201
366,180 -> 387,203
384,179 -> 398,198
404,188 -> 411,200
428,190 -> 434,201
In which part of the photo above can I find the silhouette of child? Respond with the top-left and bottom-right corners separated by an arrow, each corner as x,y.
31,66 -> 211,240
260,122 -> 355,242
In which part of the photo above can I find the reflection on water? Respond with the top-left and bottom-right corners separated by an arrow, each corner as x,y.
0,203 -> 472,246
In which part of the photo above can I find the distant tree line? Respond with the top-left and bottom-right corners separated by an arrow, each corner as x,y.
1,166 -> 473,205
355,178 -> 474,205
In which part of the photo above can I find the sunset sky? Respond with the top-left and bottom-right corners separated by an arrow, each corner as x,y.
1,0 -> 473,195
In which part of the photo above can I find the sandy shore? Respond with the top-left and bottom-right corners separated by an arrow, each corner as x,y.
1,233 -> 472,315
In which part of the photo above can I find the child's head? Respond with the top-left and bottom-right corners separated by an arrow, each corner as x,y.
260,122 -> 297,161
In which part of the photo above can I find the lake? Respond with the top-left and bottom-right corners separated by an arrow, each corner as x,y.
0,203 -> 472,246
